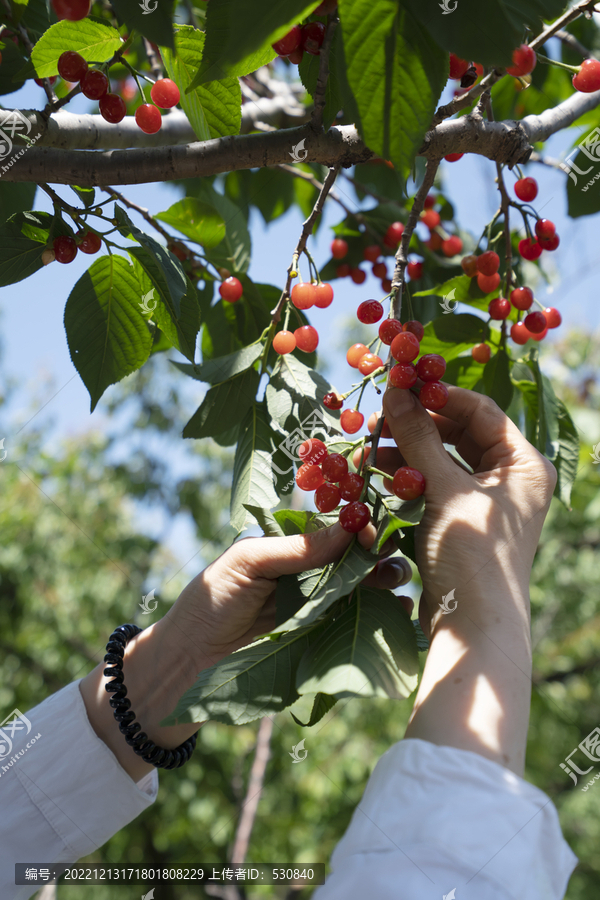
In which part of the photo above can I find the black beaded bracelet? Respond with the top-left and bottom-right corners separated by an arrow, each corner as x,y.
103,624 -> 198,770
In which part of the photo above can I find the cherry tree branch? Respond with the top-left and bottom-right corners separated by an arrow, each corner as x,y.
310,13 -> 338,131
230,716 -> 274,865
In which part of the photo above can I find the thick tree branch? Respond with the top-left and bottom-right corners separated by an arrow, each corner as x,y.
230,716 -> 273,865
2,86 -> 599,185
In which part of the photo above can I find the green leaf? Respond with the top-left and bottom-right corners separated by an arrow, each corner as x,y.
291,692 -> 337,727
110,0 -> 175,50
0,183 -> 36,224
64,256 -> 152,411
414,273 -> 495,313
566,140 -> 600,218
482,348 -> 513,412
155,198 -> 226,249
162,26 -> 241,141
266,354 -> 341,435
173,343 -> 263,385
230,403 -> 281,532
554,399 -> 580,509
296,586 -> 419,700
243,505 -> 285,537
31,19 -> 122,78
276,568 -> 329,628
273,541 -> 377,633
340,0 -> 447,172
70,185 -> 95,208
196,182 -> 251,274
193,0 -> 317,85
0,39 -> 27,94
163,621 -> 327,726
0,210 -> 53,286
443,355 -> 485,391
299,27 -> 344,129
273,509 -> 314,535
374,512 -> 412,553
418,314 -> 490,361
386,495 -> 425,526
183,369 -> 260,439
414,619 -> 429,652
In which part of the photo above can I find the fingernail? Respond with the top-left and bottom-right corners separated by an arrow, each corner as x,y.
376,558 -> 412,589
384,388 -> 415,419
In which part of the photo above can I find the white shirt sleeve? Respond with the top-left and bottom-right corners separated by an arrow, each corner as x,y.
0,680 -> 158,900
314,738 -> 578,900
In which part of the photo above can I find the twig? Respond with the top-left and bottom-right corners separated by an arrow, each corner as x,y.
0,0 -> 56,105
143,37 -> 163,82
102,186 -> 173,243
554,29 -> 592,59
528,0 -> 599,52
310,14 -> 338,131
486,95 -> 513,339
230,716 -> 274,865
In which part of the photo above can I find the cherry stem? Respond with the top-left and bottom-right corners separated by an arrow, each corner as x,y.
534,51 -> 580,74
366,466 -> 391,481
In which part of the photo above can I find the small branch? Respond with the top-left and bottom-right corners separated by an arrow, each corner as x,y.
0,0 -> 56,105
310,14 -> 338,131
528,0 -> 599,52
230,716 -> 274,865
554,29 -> 592,60
143,37 -> 163,82
102,186 -> 172,243
485,95 -> 513,300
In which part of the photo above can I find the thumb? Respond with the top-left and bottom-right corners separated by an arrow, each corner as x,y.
382,387 -> 450,482
226,522 -> 355,581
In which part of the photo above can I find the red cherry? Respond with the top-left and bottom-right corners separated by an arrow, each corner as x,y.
150,78 -> 180,109
357,300 -> 383,324
291,282 -> 316,309
384,222 -> 404,247
53,235 -> 77,264
272,25 -> 302,56
572,58 -> 600,93
461,254 -> 478,277
381,278 -> 393,293
538,233 -> 560,251
427,232 -> 443,251
301,21 -> 325,55
419,381 -> 449,411
273,331 -> 296,354
340,409 -> 364,434
507,44 -> 536,77
99,93 -> 126,124
407,261 -> 423,280
350,267 -> 366,285
471,343 -> 491,364
391,331 -> 420,363
379,319 -> 403,345
544,307 -> 562,329
416,354 -> 446,382
477,272 -> 501,294
524,311 -> 547,333
403,320 -> 425,342
298,438 -> 328,465
392,466 -> 425,501
323,391 -> 344,410
322,453 -> 348,482
57,51 -> 88,82
339,473 -> 365,502
514,177 -> 538,202
449,53 -> 469,80
78,230 -> 102,254
135,103 -> 162,133
372,262 -> 387,279
35,75 -> 57,87
488,297 -> 511,319
314,282 -> 334,308
476,251 -> 500,276
346,343 -> 370,367
442,235 -> 463,257
331,238 -> 348,259
389,363 -> 417,389
336,263 -> 350,278
510,286 -> 533,310
296,463 -> 325,492
421,209 -> 440,230
444,152 -> 464,162
80,69 -> 108,100
169,241 -> 188,261
294,325 -> 319,353
51,0 -> 90,20
518,237 -> 543,261
287,48 -> 303,65
358,353 -> 383,376
424,194 -> 436,209
535,219 -> 556,241
530,326 -> 548,342
315,483 -> 341,513
510,321 -> 532,345
219,276 -> 243,302
339,501 -> 371,533
363,245 -> 381,263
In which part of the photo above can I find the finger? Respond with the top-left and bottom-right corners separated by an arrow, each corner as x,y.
428,385 -> 526,461
227,524 -> 354,580
367,411 -> 393,439
382,387 -> 456,484
427,412 -> 483,471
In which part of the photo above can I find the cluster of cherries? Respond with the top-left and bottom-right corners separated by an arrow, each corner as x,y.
294,437 -> 426,533
271,0 -> 337,65
47,230 -> 101,264
510,177 -> 561,259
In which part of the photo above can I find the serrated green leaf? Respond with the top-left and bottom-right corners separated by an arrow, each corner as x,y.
230,403 -> 281,532
110,0 -> 175,50
266,354 -> 341,435
276,568 -> 330,628
31,19 -> 122,77
375,512 -> 412,553
418,314 -> 490,361
340,0 -> 447,172
482,348 -> 513,412
413,619 -> 429,652
0,39 -> 27,94
196,182 -> 251,274
291,692 -> 337,727
273,509 -> 314,536
386,495 -> 425,526
70,185 -> 95,208
243,505 -> 285,537
554,399 -> 580,509
155,198 -> 226,249
0,183 -> 36,224
172,343 -> 263,385
444,355 -> 485,390
296,586 -> 419,700
183,369 -> 259,439
0,210 -> 52,286
64,256 -> 152,412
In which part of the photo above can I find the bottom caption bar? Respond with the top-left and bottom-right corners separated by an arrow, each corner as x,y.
16,863 -> 325,886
